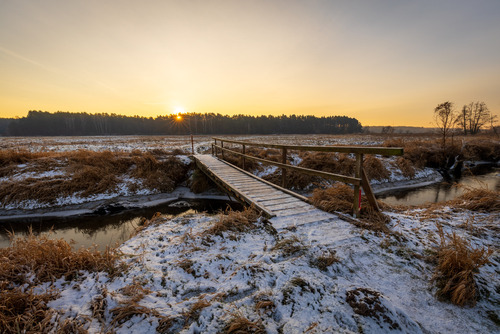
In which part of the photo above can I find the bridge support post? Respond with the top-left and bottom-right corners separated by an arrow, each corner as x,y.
281,147 -> 287,188
353,153 -> 363,218
242,144 -> 246,170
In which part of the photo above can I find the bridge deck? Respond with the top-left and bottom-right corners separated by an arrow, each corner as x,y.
194,154 -> 337,229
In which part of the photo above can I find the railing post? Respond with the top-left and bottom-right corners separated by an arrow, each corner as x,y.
281,147 -> 287,188
191,134 -> 194,155
214,139 -> 217,157
242,144 -> 246,170
353,153 -> 363,218
221,141 -> 224,160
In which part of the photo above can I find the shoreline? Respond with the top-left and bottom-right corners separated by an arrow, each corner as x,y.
0,174 -> 446,222
0,187 -> 233,221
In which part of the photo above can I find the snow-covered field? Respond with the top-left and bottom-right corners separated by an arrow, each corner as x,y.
0,135 -> 442,212
1,135 -> 499,333
45,206 -> 499,333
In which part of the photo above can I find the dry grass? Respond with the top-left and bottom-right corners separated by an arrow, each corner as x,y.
90,289 -> 108,325
363,155 -> 390,181
254,292 -> 276,316
203,206 -> 260,237
130,153 -> 189,192
222,313 -> 266,334
0,231 -> 124,287
0,149 -> 190,206
451,187 -> 500,212
190,167 -> 215,193
0,287 -> 56,333
120,279 -> 152,303
55,318 -> 89,334
384,138 -> 460,169
462,139 -> 500,161
431,225 -> 493,306
110,302 -> 153,326
272,235 -> 305,257
310,250 -> 340,271
310,183 -> 390,232
183,299 -> 211,324
395,157 -> 416,178
221,147 -> 261,172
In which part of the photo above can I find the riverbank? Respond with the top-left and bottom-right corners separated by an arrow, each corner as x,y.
2,193 -> 498,333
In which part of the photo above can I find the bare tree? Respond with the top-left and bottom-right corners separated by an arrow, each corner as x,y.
467,101 -> 490,135
434,101 -> 457,147
456,105 -> 468,135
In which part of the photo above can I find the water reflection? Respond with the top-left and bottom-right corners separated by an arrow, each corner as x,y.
377,170 -> 499,207
0,199 -> 242,251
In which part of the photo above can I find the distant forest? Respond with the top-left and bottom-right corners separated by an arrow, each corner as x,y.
1,111 -> 362,136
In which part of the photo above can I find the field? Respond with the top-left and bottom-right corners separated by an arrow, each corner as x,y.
0,134 -> 499,333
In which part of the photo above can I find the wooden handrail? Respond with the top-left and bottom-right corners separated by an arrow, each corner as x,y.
212,137 -> 404,218
213,144 -> 361,185
212,137 -> 404,156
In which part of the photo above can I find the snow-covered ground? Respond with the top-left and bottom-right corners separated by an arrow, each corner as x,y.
44,206 -> 499,333
0,135 -> 443,211
2,135 -> 498,332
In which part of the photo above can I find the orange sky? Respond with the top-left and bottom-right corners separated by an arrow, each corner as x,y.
1,1 -> 499,126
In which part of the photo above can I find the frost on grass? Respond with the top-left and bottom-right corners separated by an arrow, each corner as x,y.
4,200 -> 490,333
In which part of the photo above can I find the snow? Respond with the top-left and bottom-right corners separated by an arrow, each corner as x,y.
2,135 -> 498,332
40,207 -> 499,333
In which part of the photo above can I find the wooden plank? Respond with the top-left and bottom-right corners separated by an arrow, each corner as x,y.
274,207 -> 316,217
259,197 -> 301,206
265,201 -> 311,211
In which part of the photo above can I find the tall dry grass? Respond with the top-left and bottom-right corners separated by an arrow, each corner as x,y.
310,183 -> 390,231
0,287 -> 56,333
0,231 -> 124,286
0,232 -> 124,334
384,137 -> 500,169
452,187 -> 500,212
431,225 -> 493,306
0,149 -> 190,206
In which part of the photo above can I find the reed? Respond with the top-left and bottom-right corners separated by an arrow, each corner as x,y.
431,225 -> 493,306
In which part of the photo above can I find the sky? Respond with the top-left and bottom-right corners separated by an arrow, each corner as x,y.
1,0 -> 499,127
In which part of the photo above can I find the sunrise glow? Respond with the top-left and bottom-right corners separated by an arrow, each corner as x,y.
1,1 -> 499,126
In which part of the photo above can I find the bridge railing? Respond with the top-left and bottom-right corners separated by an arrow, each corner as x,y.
211,137 -> 403,217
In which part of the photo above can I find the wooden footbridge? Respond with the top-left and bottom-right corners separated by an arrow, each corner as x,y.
194,138 -> 403,220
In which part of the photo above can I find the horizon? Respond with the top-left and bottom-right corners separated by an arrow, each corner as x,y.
0,110 -> 438,129
1,1 -> 499,126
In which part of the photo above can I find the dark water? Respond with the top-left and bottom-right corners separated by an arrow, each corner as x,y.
377,170 -> 499,207
0,199 -> 242,250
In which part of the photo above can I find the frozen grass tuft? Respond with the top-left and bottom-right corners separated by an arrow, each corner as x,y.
204,206 -> 260,237
310,250 -> 340,271
222,312 -> 266,334
431,225 -> 493,306
271,235 -> 305,257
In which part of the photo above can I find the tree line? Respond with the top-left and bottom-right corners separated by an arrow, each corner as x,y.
1,111 -> 363,136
